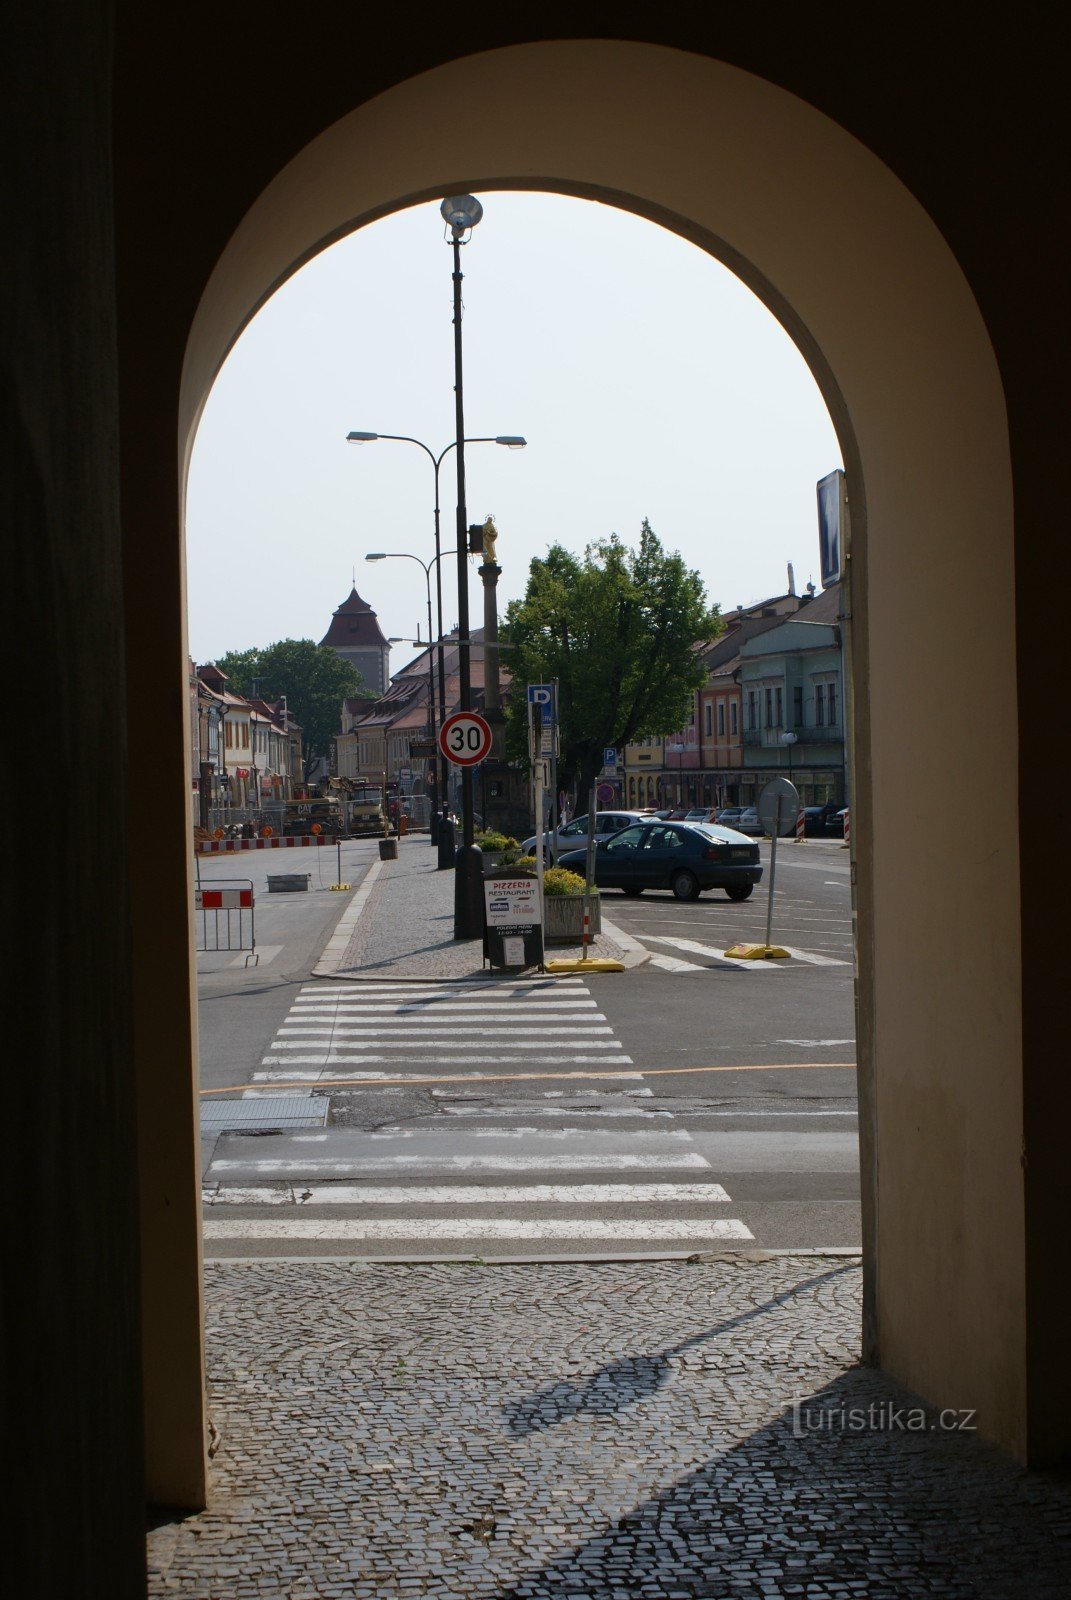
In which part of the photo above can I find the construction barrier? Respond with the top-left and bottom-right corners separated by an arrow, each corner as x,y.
795,806 -> 806,842
841,809 -> 851,849
196,834 -> 339,853
194,879 -> 257,963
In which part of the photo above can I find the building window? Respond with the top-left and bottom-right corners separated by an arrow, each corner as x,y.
793,685 -> 803,728
730,701 -> 738,735
828,681 -> 838,725
764,688 -> 773,727
717,702 -> 726,737
705,703 -> 713,737
816,684 -> 825,726
775,686 -> 783,728
748,691 -> 758,730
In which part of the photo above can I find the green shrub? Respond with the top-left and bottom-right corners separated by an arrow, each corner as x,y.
542,865 -> 588,896
475,830 -> 517,852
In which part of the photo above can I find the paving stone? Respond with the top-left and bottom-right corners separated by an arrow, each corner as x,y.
148,1259 -> 1071,1598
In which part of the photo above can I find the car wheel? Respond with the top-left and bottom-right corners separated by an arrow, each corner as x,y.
725,884 -> 753,902
671,870 -> 700,902
621,885 -> 644,897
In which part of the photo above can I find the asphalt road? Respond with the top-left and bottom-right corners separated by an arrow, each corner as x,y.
197,836 -> 860,1260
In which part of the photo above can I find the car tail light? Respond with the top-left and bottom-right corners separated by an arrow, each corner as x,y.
703,846 -> 727,860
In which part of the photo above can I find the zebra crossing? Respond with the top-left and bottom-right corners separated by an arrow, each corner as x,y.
201,976 -> 754,1255
638,933 -> 852,973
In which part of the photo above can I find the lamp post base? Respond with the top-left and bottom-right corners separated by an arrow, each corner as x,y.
453,844 -> 484,938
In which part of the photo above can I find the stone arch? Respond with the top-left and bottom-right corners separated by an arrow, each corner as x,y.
144,41 -> 1025,1495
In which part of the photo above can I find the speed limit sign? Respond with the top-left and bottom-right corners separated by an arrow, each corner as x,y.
438,711 -> 493,767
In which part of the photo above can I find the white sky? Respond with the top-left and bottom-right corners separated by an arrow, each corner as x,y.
185,192 -> 842,672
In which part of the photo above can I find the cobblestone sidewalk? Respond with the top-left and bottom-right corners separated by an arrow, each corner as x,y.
147,1258 -> 1069,1598
320,839 -> 641,979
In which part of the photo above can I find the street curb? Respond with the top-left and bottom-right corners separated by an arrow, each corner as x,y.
205,1248 -> 863,1267
313,857 -> 382,976
600,914 -> 651,967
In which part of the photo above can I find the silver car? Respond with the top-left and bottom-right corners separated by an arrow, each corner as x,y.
519,810 -> 648,860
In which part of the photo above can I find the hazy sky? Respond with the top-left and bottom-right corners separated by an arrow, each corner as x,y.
185,192 -> 842,672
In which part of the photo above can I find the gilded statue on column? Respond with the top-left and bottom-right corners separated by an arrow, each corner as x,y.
481,515 -> 499,565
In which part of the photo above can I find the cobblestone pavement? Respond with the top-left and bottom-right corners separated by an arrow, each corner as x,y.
325,842 -> 638,979
147,1258 -> 1069,1598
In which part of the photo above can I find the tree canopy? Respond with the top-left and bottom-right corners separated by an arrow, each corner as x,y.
502,521 -> 721,807
213,639 -> 364,777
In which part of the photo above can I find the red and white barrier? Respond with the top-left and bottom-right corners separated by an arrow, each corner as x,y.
196,835 -> 339,854
195,887 -> 253,908
795,806 -> 806,842
842,809 -> 850,848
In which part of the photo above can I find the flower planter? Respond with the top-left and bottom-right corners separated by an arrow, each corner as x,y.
543,892 -> 602,944
378,837 -> 398,860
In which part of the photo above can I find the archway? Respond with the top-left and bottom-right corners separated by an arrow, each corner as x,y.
137,40 -> 1024,1501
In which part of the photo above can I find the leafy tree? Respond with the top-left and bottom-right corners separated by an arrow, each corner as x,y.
214,639 -> 364,779
503,521 -> 721,809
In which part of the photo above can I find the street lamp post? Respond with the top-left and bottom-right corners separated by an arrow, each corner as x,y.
780,729 -> 798,784
667,742 -> 686,807
346,430 -> 525,851
441,193 -> 487,938
366,550 -> 456,850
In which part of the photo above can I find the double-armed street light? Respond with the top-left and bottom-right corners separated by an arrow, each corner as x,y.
347,431 -> 525,849
365,549 -> 457,849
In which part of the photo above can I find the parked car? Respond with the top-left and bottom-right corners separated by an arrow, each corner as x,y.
715,806 -> 745,826
802,802 -> 840,837
683,808 -> 713,821
731,806 -> 764,836
558,819 -> 762,901
519,810 -> 648,860
829,807 -> 849,838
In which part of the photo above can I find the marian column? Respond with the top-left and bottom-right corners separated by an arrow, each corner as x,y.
477,516 -> 523,834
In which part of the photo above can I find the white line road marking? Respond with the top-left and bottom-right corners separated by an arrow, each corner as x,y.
779,947 -> 851,966
256,1054 -> 636,1069
203,1182 -> 733,1205
250,1068 -> 647,1082
640,935 -> 780,970
208,1153 -> 712,1172
777,1038 -> 856,1047
270,1038 -> 627,1051
202,1217 -> 753,1242
278,1025 -> 616,1036
647,952 -> 706,972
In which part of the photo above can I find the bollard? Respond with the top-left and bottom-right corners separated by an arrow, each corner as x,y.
437,815 -> 457,870
795,806 -> 806,843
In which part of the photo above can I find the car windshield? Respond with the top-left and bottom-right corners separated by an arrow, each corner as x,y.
604,825 -> 648,851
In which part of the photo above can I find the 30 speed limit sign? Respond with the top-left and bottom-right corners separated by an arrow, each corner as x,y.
438,711 -> 493,767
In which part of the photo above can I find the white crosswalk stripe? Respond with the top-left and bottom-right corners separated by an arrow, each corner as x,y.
633,933 -> 849,970
201,977 -> 754,1254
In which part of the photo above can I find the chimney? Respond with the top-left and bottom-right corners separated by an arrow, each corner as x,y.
787,562 -> 796,596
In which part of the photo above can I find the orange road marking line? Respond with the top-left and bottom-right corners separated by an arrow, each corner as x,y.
200,1061 -> 857,1096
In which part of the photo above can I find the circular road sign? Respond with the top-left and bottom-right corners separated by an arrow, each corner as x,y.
596,782 -> 615,803
439,710 -> 493,767
758,776 -> 800,837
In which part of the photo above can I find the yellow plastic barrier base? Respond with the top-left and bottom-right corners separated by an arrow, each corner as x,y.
724,943 -> 791,960
330,883 -> 352,891
545,957 -> 625,973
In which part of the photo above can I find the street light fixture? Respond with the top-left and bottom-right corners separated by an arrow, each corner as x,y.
365,551 -> 458,846
667,742 -> 686,807
779,729 -> 798,785
346,431 -> 526,848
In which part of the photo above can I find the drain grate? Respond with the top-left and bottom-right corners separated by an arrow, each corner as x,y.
200,1095 -> 328,1133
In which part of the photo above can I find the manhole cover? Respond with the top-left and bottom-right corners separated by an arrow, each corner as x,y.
200,1096 -> 328,1133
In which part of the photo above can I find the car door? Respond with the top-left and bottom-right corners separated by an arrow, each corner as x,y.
638,823 -> 690,887
596,824 -> 648,888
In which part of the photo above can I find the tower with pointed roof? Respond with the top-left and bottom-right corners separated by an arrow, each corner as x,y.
319,586 -> 391,696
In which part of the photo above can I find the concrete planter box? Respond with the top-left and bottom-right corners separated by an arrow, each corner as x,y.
543,892 -> 602,944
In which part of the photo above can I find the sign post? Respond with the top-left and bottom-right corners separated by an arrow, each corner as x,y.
725,776 -> 798,961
